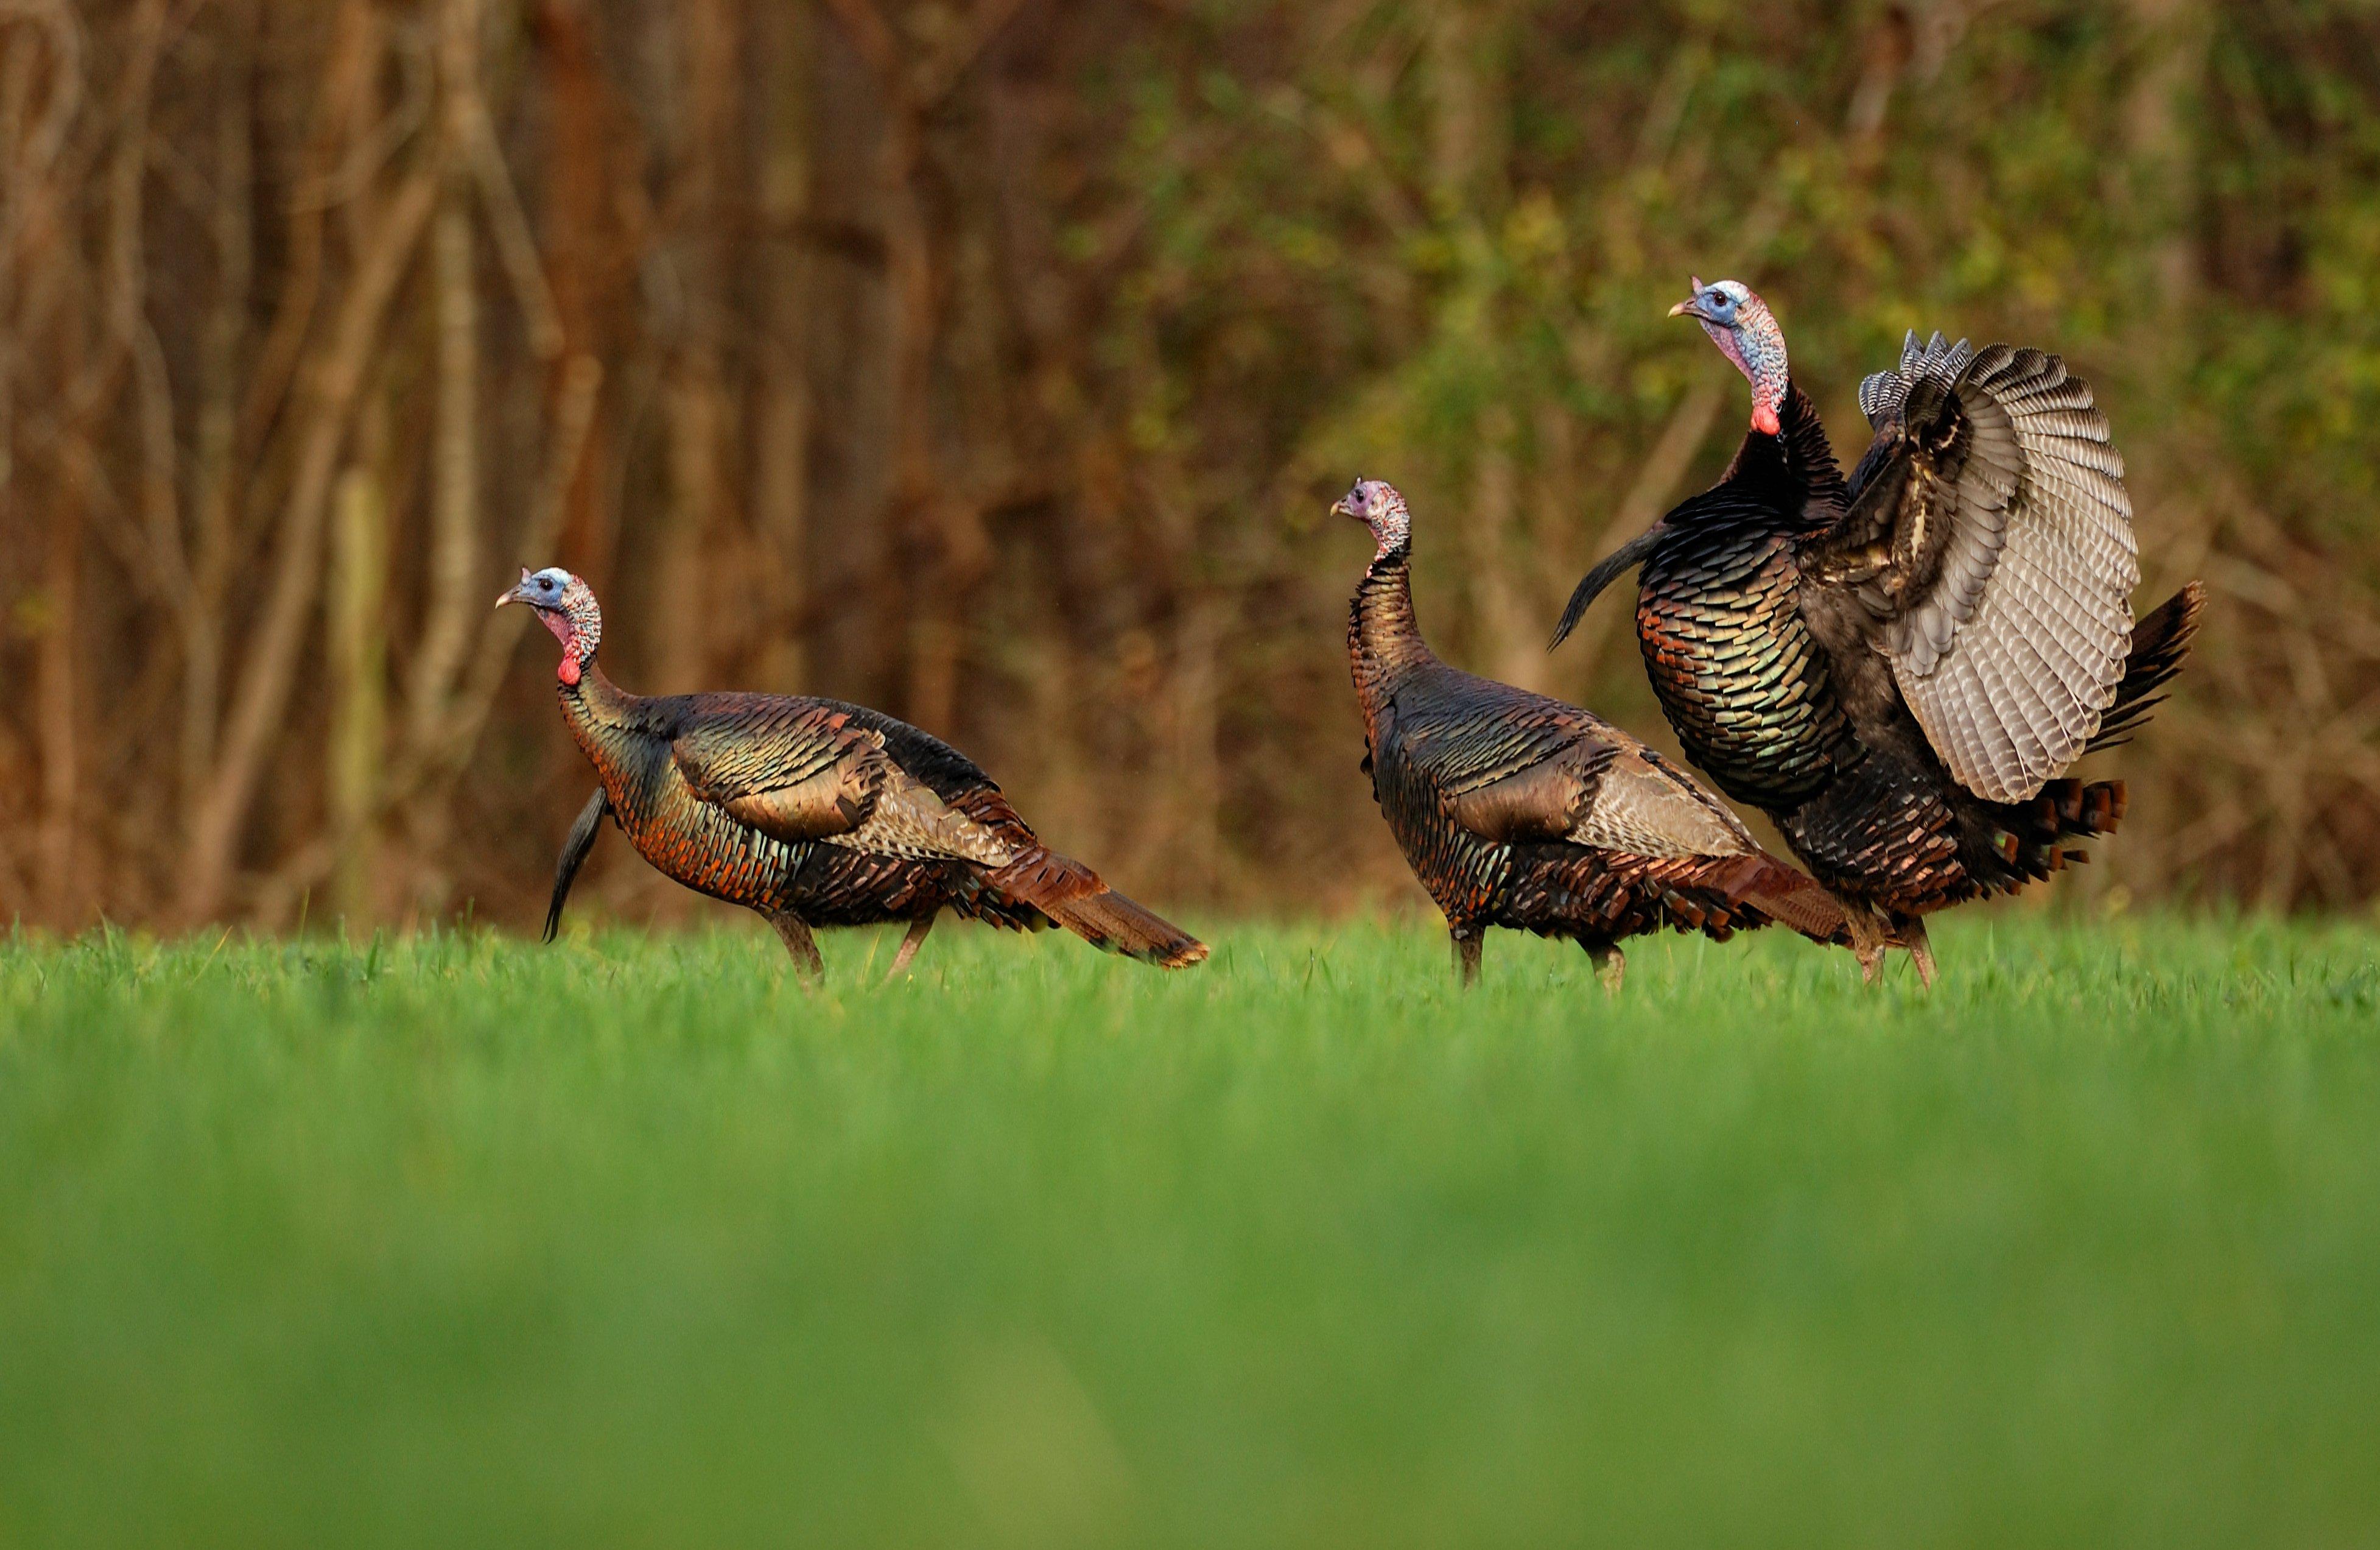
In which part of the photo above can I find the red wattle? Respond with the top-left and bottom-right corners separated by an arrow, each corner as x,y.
558,656 -> 581,686
1752,404 -> 1781,436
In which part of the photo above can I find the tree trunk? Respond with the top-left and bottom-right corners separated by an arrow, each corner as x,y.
652,0 -> 735,695
754,0 -> 812,692
802,12 -> 899,705
327,424 -> 388,926
408,0 -> 485,755
38,420 -> 85,926
176,165 -> 437,925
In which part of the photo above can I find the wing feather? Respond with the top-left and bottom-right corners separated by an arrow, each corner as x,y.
1397,671 -> 1757,860
661,693 -> 1032,870
1827,335 -> 2141,801
1568,747 -> 1758,859
670,700 -> 891,844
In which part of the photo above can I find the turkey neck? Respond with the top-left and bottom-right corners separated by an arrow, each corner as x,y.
1716,382 -> 1847,530
1349,540 -> 1434,718
555,658 -> 655,776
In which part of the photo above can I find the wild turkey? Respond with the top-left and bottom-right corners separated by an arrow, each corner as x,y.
1550,280 -> 2203,983
500,566 -> 1207,979
1337,479 -> 1850,987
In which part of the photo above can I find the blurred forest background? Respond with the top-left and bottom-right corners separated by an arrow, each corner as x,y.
0,0 -> 2373,935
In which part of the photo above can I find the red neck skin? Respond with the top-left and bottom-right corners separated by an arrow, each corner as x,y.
539,608 -> 586,686
1701,304 -> 1788,437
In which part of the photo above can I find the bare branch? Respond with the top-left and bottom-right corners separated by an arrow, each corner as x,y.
178,163 -> 438,923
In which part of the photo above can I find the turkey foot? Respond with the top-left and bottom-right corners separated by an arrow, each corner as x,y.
885,915 -> 934,983
1898,915 -> 1937,990
1843,906 -> 1889,987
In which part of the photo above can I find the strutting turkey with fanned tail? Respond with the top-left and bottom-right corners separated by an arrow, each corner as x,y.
1549,279 -> 2204,984
1338,479 -> 1852,988
500,567 -> 1206,980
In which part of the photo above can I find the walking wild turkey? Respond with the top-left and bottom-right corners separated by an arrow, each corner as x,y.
1338,479 -> 1850,987
1550,280 -> 2203,983
500,566 -> 1206,979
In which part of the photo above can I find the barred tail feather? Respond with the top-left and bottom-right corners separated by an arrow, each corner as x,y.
1042,889 -> 1210,967
1710,850 -> 1851,945
1987,776 -> 2126,882
989,847 -> 1209,968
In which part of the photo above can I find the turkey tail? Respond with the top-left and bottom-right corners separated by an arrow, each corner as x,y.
2088,580 -> 2204,753
2024,777 -> 2125,841
1707,850 -> 1851,945
1989,777 -> 2126,884
988,847 -> 1209,968
1044,889 -> 1210,968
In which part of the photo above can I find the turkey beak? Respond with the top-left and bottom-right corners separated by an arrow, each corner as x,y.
1329,496 -> 1353,519
496,568 -> 531,610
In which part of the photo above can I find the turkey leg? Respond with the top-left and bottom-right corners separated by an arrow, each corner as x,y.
1897,914 -> 1937,990
884,915 -> 935,982
1585,940 -> 1625,995
1842,904 -> 1889,986
763,909 -> 826,982
1451,926 -> 1483,987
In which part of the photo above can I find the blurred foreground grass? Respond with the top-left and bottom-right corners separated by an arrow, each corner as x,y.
4,916 -> 2378,1548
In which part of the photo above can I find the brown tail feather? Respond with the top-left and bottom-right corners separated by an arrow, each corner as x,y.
2029,777 -> 2125,840
988,847 -> 1209,968
1708,850 -> 1851,945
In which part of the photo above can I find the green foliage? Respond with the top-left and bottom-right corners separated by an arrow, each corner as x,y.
4,918 -> 2379,1545
1078,0 -> 2380,906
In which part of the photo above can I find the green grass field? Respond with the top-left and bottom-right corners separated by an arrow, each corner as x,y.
4,915 -> 2378,1548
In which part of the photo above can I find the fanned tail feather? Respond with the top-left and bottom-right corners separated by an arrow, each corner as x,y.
2088,580 -> 2204,753
988,847 -> 1209,968
1990,777 -> 2126,882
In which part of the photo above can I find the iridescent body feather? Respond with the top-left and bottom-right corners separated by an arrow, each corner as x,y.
1340,481 -> 1848,986
504,568 -> 1205,978
1553,286 -> 2203,981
